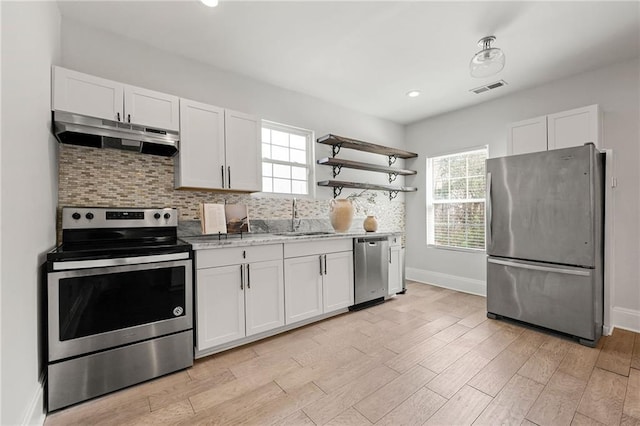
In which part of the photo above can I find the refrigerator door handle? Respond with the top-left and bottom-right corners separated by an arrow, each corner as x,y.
487,258 -> 591,277
486,171 -> 492,249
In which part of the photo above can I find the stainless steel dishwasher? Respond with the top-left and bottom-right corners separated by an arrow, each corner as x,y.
352,236 -> 389,309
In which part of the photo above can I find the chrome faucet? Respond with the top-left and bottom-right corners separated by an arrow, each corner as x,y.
292,198 -> 300,231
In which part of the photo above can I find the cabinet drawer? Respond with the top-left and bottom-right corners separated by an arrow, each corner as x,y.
196,244 -> 283,269
389,235 -> 402,247
284,238 -> 352,258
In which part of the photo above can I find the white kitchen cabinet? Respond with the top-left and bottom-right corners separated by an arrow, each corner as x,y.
284,255 -> 324,324
175,99 -> 225,189
323,251 -> 354,312
52,66 -> 179,131
175,100 -> 261,191
506,104 -> 600,156
195,245 -> 284,352
284,239 -> 354,325
224,109 -> 261,191
507,116 -> 548,156
244,259 -> 285,336
388,236 -> 404,296
547,104 -> 600,150
196,264 -> 245,349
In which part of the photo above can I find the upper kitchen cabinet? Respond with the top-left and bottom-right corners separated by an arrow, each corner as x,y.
507,116 -> 547,156
547,105 -> 601,151
175,99 -> 261,192
506,104 -> 601,156
52,66 -> 179,131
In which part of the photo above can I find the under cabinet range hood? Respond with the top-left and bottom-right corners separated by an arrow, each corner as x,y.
53,111 -> 179,157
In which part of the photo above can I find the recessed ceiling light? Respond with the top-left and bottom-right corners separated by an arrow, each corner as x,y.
200,0 -> 219,7
406,90 -> 421,98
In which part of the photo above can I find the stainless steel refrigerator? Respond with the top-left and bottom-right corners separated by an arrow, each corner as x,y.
485,143 -> 604,347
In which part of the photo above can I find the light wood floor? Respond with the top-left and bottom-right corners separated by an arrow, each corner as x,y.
45,281 -> 640,426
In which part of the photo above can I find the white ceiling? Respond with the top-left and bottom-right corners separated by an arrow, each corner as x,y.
56,1 -> 639,125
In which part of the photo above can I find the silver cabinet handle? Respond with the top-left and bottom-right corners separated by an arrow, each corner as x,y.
486,171 -> 492,250
324,254 -> 327,275
319,255 -> 323,276
240,264 -> 244,290
117,112 -> 121,122
247,264 -> 251,289
221,166 -> 225,188
389,247 -> 392,263
487,258 -> 591,276
228,166 -> 231,188
127,113 -> 131,123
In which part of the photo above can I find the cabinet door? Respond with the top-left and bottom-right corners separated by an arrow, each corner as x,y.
124,85 -> 179,131
284,255 -> 323,324
52,66 -> 124,122
388,246 -> 403,295
175,99 -> 226,189
196,265 -> 245,350
547,104 -> 600,150
224,109 -> 261,191
507,116 -> 547,156
323,251 -> 354,313
245,260 -> 285,336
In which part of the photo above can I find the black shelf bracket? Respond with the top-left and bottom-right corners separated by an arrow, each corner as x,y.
388,172 -> 398,183
389,190 -> 399,200
332,143 -> 342,157
332,164 -> 343,178
333,186 -> 344,198
388,154 -> 398,166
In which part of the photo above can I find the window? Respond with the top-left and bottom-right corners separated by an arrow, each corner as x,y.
426,147 -> 488,250
261,121 -> 313,195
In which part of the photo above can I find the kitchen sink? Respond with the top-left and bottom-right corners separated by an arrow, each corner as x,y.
272,231 -> 335,237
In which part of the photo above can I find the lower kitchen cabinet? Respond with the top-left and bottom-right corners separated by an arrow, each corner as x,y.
388,244 -> 404,295
284,238 -> 354,325
244,259 -> 285,336
195,245 -> 284,352
323,251 -> 354,312
284,256 -> 324,324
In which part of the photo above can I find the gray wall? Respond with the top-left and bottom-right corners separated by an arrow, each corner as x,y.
1,2 -> 60,424
404,58 -> 640,333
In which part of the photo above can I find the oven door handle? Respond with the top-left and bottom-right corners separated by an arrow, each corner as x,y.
52,252 -> 191,271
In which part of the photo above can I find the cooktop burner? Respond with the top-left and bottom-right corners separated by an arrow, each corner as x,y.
48,207 -> 192,263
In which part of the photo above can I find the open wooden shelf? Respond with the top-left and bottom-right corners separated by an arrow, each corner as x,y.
317,157 -> 417,178
317,180 -> 417,199
317,134 -> 418,160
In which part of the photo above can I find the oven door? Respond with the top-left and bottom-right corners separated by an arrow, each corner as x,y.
48,258 -> 192,362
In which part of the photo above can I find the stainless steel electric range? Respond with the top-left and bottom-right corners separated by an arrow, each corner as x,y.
45,207 -> 194,411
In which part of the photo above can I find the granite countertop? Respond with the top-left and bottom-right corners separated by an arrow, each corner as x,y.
182,230 -> 402,250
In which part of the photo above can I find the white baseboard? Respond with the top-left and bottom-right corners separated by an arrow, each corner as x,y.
406,267 -> 486,297
23,383 -> 45,426
611,306 -> 640,333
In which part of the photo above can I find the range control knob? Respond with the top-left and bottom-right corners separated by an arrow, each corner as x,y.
85,212 -> 94,220
164,213 -> 171,220
154,213 -> 161,220
72,212 -> 81,220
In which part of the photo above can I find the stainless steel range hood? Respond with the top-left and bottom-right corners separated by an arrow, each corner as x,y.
53,111 -> 179,157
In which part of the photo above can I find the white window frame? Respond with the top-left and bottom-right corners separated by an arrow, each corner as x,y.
258,120 -> 315,198
426,145 -> 488,252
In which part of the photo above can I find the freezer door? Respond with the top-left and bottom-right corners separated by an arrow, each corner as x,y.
487,257 -> 601,343
486,144 -> 600,267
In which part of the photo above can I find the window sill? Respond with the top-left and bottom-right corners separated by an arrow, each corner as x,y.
426,244 -> 486,254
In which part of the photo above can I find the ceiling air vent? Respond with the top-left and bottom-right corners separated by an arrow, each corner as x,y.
470,80 -> 508,94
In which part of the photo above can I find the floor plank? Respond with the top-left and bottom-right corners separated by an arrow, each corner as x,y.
376,387 -> 447,426
525,370 -> 587,426
473,374 -> 544,425
596,329 -> 635,377
577,367 -> 627,425
424,385 -> 492,425
623,368 -> 640,419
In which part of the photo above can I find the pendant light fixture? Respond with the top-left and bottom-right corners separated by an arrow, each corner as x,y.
200,0 -> 219,7
469,36 -> 505,78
